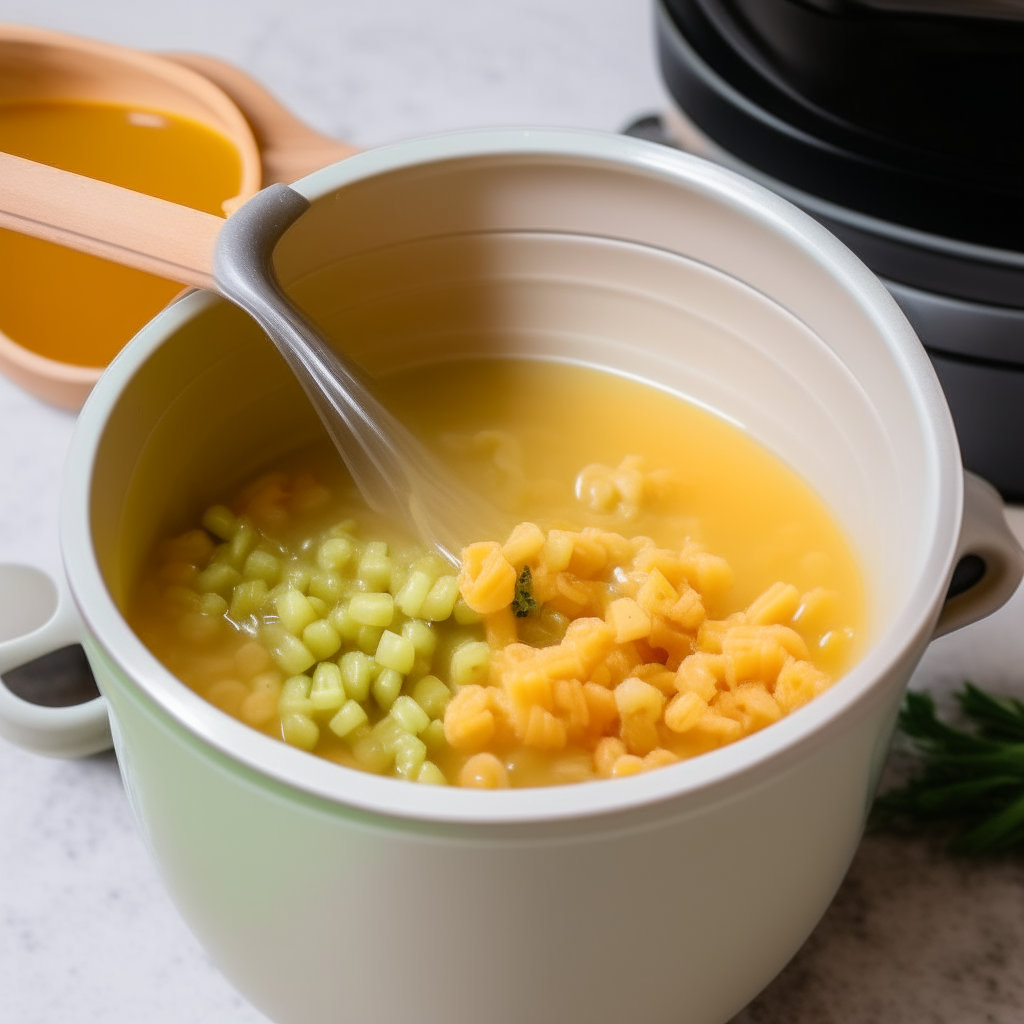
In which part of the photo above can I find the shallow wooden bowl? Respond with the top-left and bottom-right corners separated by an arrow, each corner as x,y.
0,25 -> 355,411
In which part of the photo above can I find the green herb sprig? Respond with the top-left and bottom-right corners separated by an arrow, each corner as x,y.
874,684 -> 1024,855
512,565 -> 537,618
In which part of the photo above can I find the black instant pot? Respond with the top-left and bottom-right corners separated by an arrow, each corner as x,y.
643,0 -> 1024,498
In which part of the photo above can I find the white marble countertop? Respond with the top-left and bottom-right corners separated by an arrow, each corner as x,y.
1,2 -> 1022,1022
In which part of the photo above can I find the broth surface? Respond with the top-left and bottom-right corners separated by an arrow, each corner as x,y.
390,359 -> 863,632
0,100 -> 241,367
130,358 -> 865,787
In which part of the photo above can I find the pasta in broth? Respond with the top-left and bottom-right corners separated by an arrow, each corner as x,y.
129,359 -> 865,788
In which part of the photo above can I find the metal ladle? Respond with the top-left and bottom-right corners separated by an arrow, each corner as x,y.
0,152 -> 508,563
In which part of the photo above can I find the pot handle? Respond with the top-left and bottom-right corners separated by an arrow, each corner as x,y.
0,563 -> 111,758
933,471 -> 1024,639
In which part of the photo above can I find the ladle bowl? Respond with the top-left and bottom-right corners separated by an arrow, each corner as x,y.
0,25 -> 356,410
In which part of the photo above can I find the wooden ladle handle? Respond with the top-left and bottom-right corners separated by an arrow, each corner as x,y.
164,53 -> 359,184
0,151 -> 220,290
0,57 -> 357,293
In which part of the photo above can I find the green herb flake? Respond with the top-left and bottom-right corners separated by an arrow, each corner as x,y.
512,566 -> 537,619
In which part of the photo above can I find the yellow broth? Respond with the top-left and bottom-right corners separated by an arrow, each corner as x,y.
129,358 -> 865,787
0,100 -> 241,367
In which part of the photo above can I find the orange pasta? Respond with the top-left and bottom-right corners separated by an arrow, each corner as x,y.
129,359 -> 864,787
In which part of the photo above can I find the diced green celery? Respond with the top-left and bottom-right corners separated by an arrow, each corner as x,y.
338,650 -> 375,702
195,562 -> 242,598
346,722 -> 372,746
349,592 -> 394,628
351,716 -> 403,773
281,562 -> 312,593
317,537 -> 354,573
395,571 -> 433,618
329,700 -> 368,738
209,542 -> 232,565
541,605 -> 570,639
229,581 -> 268,618
312,660 -> 343,689
279,674 -> 314,715
389,695 -> 430,735
375,630 -> 416,674
452,598 -> 484,625
308,569 -> 343,603
374,715 -> 405,748
357,542 -> 392,592
328,602 -> 361,643
449,641 -> 491,688
417,761 -> 448,785
280,673 -> 312,697
227,522 -> 258,569
281,712 -> 319,750
243,548 -> 281,585
394,733 -> 428,778
201,504 -> 237,541
420,719 -> 447,751
408,656 -> 433,681
401,619 -> 437,659
310,661 -> 346,711
420,575 -> 460,621
412,553 -> 450,580
303,619 -> 342,661
411,675 -> 452,719
351,734 -> 391,773
357,625 -> 384,655
199,592 -> 228,617
260,624 -> 316,676
275,589 -> 318,635
372,667 -> 403,711
388,563 -> 410,599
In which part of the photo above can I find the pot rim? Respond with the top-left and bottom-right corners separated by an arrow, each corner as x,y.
61,127 -> 962,827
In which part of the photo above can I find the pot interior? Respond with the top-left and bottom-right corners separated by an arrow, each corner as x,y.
82,140 -> 955,818
98,241 -> 917,640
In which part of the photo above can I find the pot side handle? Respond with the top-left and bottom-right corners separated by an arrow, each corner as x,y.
0,564 -> 111,758
933,471 -> 1024,639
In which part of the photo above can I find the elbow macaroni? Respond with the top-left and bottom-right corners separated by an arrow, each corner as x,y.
130,364 -> 860,790
444,521 -> 848,780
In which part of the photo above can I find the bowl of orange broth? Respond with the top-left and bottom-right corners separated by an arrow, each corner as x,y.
51,129 -> 1023,1024
0,24 -> 260,409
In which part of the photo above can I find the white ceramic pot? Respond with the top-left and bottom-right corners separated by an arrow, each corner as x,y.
2,129 -> 1022,1024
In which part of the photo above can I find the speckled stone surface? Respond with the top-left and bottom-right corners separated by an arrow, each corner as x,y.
0,3 -> 1022,1022
734,830 -> 1024,1024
